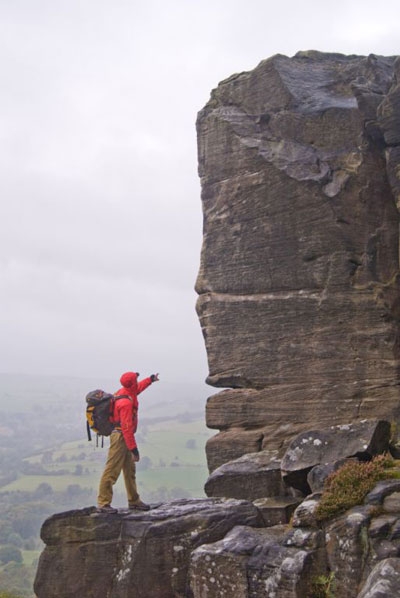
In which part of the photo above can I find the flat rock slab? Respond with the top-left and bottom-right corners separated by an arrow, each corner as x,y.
204,450 -> 287,500
281,419 -> 391,492
34,498 -> 263,598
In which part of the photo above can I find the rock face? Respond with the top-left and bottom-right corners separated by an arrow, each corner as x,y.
34,499 -> 263,598
189,480 -> 400,598
281,419 -> 391,493
196,51 -> 400,473
34,477 -> 400,597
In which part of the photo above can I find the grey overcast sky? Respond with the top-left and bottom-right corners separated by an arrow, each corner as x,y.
0,0 -> 399,387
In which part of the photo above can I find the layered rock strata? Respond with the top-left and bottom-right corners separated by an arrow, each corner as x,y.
196,51 -> 400,473
204,418 -> 391,500
34,479 -> 400,598
34,498 -> 263,598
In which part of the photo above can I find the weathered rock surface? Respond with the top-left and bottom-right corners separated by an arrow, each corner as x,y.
254,496 -> 302,527
189,524 -> 324,598
34,478 -> 400,597
196,51 -> 400,473
34,499 -> 263,598
204,450 -> 286,500
357,558 -> 400,597
281,419 -> 391,492
189,478 -> 400,597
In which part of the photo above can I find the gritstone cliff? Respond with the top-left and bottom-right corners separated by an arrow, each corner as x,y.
196,50 -> 400,473
34,52 -> 400,598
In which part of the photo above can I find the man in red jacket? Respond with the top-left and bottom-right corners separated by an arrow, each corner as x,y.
97,371 -> 159,513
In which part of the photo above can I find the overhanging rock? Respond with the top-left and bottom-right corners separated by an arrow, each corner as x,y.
196,51 -> 400,472
281,419 -> 391,493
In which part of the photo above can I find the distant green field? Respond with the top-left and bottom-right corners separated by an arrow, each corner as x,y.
21,550 -> 41,566
3,418 -> 213,500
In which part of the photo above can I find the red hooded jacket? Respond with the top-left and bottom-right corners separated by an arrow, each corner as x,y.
112,372 -> 153,450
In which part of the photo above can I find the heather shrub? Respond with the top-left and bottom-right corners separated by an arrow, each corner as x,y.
315,454 -> 396,522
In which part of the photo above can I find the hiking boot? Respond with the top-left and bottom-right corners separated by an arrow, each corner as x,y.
129,500 -> 150,511
96,505 -> 118,514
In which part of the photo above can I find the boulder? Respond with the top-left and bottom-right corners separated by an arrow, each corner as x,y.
189,524 -> 325,598
34,499 -> 263,598
254,496 -> 302,527
357,558 -> 400,598
246,527 -> 326,597
189,525 -> 285,598
292,494 -> 322,528
281,420 -> 391,493
325,507 -> 372,598
307,458 -> 354,493
204,450 -> 287,500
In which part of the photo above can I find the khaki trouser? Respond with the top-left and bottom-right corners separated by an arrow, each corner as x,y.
97,431 -> 140,507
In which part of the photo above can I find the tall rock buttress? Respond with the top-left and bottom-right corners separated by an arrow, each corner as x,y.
196,51 -> 400,473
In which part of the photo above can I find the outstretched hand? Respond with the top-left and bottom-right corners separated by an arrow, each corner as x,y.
151,373 -> 160,382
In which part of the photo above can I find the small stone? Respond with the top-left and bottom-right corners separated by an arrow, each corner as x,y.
383,492 -> 400,514
253,496 -> 302,527
365,481 -> 400,506
369,516 -> 396,539
292,495 -> 321,528
372,539 -> 399,560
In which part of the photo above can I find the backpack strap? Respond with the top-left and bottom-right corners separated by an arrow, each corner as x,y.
111,394 -> 133,430
87,420 -> 92,442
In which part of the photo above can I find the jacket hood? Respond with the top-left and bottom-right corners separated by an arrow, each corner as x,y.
120,371 -> 138,389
